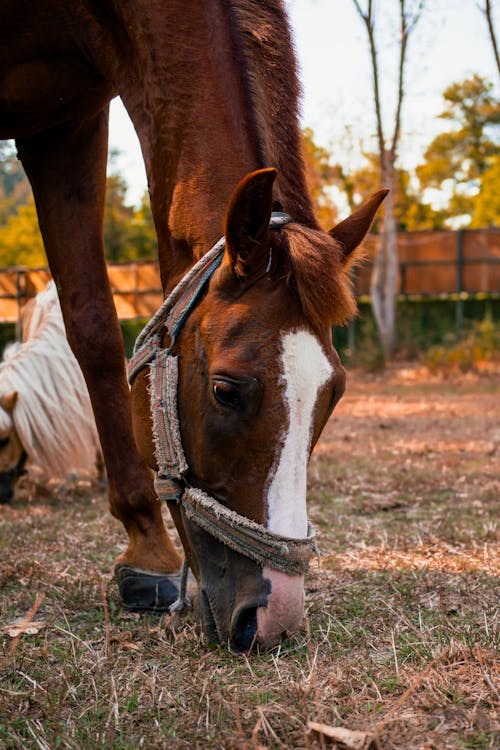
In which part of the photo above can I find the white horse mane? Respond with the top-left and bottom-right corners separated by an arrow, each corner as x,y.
0,281 -> 100,480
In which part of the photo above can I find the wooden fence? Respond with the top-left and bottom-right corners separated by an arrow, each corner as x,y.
356,228 -> 500,297
0,228 -> 498,325
0,261 -> 163,324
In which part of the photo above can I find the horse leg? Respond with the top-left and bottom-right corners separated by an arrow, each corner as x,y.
16,111 -> 183,610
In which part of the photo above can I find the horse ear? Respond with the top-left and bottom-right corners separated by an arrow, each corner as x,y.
224,168 -> 276,277
329,190 -> 389,263
0,391 -> 18,413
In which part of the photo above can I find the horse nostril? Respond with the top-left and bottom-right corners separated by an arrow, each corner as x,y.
231,605 -> 258,652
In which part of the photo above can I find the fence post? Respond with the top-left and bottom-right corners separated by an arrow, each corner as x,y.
456,229 -> 464,336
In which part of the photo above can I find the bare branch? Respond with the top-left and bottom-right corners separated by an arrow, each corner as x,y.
391,0 -> 407,159
391,0 -> 424,158
352,0 -> 386,163
478,0 -> 500,80
352,0 -> 367,21
406,0 -> 425,34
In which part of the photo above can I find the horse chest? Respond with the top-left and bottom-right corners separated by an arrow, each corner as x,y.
1,4 -> 113,139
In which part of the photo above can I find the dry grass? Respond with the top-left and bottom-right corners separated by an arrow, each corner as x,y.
0,366 -> 498,749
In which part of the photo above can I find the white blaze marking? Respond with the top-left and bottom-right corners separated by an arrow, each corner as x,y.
266,330 -> 333,538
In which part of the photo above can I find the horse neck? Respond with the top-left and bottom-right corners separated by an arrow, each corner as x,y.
111,0 -> 317,289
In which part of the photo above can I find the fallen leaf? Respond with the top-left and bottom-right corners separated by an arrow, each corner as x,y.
3,619 -> 46,638
307,721 -> 375,749
122,641 -> 141,651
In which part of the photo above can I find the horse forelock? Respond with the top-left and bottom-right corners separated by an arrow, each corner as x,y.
220,3 -> 350,318
275,224 -> 358,330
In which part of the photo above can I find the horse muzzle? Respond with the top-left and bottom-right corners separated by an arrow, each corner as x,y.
0,473 -> 15,504
185,519 -> 305,651
0,452 -> 27,504
256,568 -> 305,647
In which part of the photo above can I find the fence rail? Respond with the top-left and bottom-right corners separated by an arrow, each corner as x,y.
0,228 -> 498,324
0,261 -> 163,324
356,228 -> 500,297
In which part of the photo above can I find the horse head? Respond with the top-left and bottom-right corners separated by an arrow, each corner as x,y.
0,390 -> 26,504
131,168 -> 386,650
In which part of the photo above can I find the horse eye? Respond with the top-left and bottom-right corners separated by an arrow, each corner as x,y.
0,436 -> 9,449
213,381 -> 241,410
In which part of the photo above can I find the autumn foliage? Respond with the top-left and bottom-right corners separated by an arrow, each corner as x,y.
0,143 -> 157,269
0,75 -> 498,270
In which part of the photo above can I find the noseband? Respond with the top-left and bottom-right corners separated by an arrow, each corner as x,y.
128,214 -> 318,609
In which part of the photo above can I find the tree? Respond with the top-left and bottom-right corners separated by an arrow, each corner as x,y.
0,197 -> 46,267
127,192 -> 157,260
302,128 -> 340,228
0,142 -> 32,224
471,153 -> 500,227
478,0 -> 500,82
103,173 -> 135,262
104,177 -> 158,262
336,151 -> 446,231
352,0 -> 424,358
416,75 -> 500,223
0,142 -> 158,266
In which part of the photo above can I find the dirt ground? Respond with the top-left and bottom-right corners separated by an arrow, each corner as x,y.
0,365 -> 498,749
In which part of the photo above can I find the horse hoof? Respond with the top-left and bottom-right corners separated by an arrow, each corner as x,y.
114,563 -> 184,613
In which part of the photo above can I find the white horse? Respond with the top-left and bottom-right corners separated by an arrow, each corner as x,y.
0,281 -> 101,502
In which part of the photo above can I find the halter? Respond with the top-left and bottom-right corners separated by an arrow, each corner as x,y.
128,213 -> 319,610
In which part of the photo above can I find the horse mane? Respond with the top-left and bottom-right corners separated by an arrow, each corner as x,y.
276,225 -> 359,330
0,282 -> 100,480
228,0 -> 318,227
226,3 -> 358,328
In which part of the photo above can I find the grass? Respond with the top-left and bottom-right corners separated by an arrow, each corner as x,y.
1,366 -> 499,749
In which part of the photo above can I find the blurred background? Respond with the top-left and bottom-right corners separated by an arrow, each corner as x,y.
0,0 -> 498,370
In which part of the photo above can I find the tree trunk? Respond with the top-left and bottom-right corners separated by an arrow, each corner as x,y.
353,0 -> 422,360
370,152 -> 398,358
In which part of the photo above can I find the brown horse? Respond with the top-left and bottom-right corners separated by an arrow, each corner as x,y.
1,1 -> 386,650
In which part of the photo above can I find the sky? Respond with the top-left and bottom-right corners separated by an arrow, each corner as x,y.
108,0 -> 500,205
